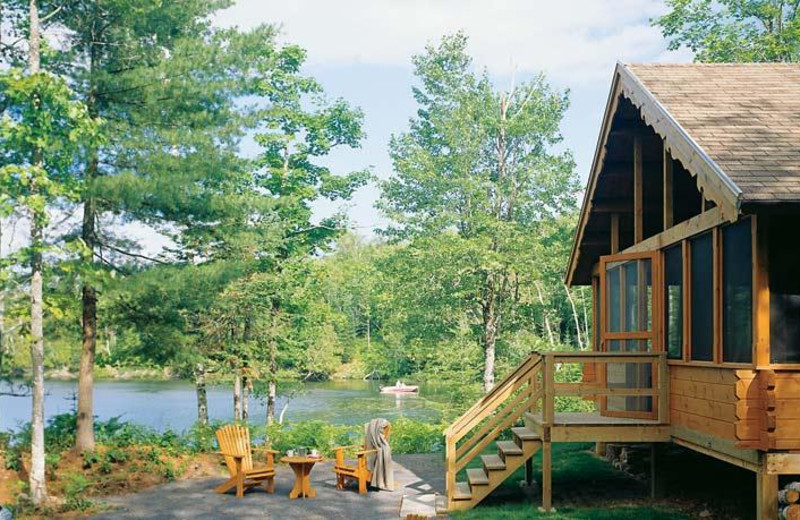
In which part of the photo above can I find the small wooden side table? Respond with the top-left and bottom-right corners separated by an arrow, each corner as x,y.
282,455 -> 323,499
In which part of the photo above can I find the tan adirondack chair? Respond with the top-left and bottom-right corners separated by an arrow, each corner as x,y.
215,424 -> 278,498
332,423 -> 391,495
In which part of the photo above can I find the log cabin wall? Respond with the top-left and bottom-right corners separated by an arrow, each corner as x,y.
670,366 -> 758,443
751,370 -> 800,451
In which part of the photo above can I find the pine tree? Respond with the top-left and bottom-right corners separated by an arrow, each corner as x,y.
43,2 -> 282,451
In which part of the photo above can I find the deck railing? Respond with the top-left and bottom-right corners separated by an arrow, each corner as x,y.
538,351 -> 669,428
442,350 -> 669,507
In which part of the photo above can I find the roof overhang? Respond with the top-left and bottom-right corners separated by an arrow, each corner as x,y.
565,62 -> 742,286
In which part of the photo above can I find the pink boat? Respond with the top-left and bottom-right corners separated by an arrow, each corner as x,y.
380,381 -> 419,394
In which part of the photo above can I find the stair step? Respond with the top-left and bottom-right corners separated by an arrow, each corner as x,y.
511,426 -> 540,441
453,481 -> 472,500
481,454 -> 506,471
467,467 -> 490,486
497,440 -> 523,457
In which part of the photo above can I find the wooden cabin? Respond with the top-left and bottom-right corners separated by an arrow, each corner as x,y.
443,63 -> 800,519
568,62 -> 800,519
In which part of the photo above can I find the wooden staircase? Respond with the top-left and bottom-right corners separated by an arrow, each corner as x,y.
449,426 -> 542,510
442,350 -> 670,513
443,353 -> 545,512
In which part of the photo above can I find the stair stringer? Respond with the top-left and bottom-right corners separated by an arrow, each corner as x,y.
448,434 -> 542,511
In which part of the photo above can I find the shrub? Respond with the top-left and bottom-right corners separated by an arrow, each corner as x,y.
62,473 -> 94,512
262,420 -> 360,456
389,417 -> 444,454
259,417 -> 445,456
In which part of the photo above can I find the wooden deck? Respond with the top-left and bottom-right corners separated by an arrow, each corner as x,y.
525,411 -> 671,443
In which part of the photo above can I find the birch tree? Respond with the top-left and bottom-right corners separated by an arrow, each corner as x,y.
0,0 -> 94,504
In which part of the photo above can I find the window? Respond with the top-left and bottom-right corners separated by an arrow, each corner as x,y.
664,244 -> 683,359
690,233 -> 714,361
722,219 -> 753,363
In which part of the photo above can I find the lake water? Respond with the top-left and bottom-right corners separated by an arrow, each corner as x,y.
0,379 -> 447,432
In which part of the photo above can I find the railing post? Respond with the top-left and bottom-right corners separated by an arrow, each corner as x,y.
657,353 -> 669,424
544,353 -> 554,426
445,433 -> 456,509
529,361 -> 538,415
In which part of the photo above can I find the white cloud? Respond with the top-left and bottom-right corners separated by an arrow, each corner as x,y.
215,0 -> 680,86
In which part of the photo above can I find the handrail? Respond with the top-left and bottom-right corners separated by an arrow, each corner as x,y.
444,349 -> 669,509
445,353 -> 541,436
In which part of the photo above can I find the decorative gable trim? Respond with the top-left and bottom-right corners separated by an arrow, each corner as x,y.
565,63 -> 742,286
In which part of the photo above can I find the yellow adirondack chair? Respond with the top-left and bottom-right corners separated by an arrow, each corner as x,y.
215,424 -> 278,498
332,423 -> 391,495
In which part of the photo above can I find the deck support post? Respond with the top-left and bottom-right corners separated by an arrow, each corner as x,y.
649,443 -> 666,499
540,439 -> 553,513
595,442 -> 607,457
525,457 -> 534,486
756,456 -> 778,520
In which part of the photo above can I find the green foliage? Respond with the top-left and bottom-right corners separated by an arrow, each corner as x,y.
387,417 -> 445,454
62,473 -> 94,512
453,505 -> 691,520
655,0 -> 800,62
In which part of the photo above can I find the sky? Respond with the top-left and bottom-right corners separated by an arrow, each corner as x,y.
215,0 -> 694,236
1,0 -> 694,254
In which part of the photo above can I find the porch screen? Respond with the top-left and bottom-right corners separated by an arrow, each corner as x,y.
722,219 -> 752,363
769,216 -> 800,363
664,244 -> 683,360
690,233 -> 713,361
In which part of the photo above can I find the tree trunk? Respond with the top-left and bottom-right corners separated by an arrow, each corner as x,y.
535,281 -> 556,346
266,338 -> 277,425
27,0 -> 47,505
242,375 -> 249,422
365,304 -> 371,350
194,363 -> 208,426
76,34 -> 100,453
564,283 -> 584,349
233,369 -> 242,421
482,279 -> 498,392
29,215 -> 46,506
267,380 -> 276,426
266,303 -> 279,426
582,288 -> 591,349
76,280 -> 96,452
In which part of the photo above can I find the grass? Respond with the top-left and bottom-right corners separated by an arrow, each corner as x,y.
453,504 -> 692,519
452,443 -> 693,520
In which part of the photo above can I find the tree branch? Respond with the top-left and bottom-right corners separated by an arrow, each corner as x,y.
99,241 -> 167,264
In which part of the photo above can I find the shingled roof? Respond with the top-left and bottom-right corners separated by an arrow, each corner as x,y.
627,63 -> 800,205
565,62 -> 800,286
